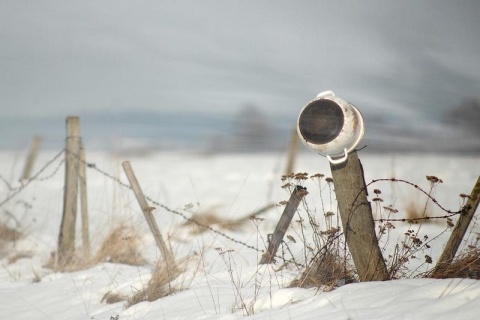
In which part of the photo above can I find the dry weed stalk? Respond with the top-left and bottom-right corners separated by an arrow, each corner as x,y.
281,173 -> 353,289
371,175 -> 470,279
429,248 -> 480,279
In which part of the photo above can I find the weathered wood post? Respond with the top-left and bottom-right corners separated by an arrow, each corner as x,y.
330,152 -> 389,281
260,185 -> 308,264
58,116 -> 81,265
285,127 -> 299,175
432,176 -> 480,277
297,91 -> 389,281
122,161 -> 177,276
21,135 -> 42,181
79,142 -> 90,259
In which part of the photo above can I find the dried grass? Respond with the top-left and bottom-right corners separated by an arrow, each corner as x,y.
126,263 -> 181,307
101,291 -> 128,304
429,249 -> 480,279
405,201 -> 433,221
7,251 -> 32,264
45,224 -> 147,271
290,252 -> 355,290
183,212 -> 245,234
0,223 -> 21,242
0,223 -> 22,258
93,225 -> 147,266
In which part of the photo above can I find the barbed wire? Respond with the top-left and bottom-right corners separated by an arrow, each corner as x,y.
3,147 -> 470,270
64,148 -> 265,254
0,149 -> 64,208
35,158 -> 65,182
367,178 -> 466,223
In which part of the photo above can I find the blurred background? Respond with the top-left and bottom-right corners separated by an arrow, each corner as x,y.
1,1 -> 479,154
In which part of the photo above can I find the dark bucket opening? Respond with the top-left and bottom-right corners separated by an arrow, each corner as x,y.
298,99 -> 344,145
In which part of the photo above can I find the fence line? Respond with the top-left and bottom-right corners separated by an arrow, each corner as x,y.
63,148 -> 265,254
1,147 -> 471,268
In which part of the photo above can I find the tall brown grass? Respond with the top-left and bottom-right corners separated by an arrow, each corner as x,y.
45,223 -> 147,272
429,248 -> 480,280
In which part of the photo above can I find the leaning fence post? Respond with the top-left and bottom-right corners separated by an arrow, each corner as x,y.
121,161 -> 177,275
432,175 -> 480,277
297,91 -> 389,281
260,185 -> 308,264
58,116 -> 81,265
79,142 -> 90,259
21,135 -> 42,181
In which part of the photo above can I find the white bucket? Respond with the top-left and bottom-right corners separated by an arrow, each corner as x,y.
297,91 -> 365,164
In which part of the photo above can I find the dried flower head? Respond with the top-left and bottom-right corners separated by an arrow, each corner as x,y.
324,211 -> 335,217
426,175 -> 443,184
383,205 -> 399,214
294,172 -> 309,181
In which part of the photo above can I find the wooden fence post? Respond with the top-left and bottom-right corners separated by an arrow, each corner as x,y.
432,175 -> 480,277
285,127 -> 299,175
121,161 -> 177,275
21,135 -> 42,181
260,185 -> 308,264
58,116 -> 81,265
79,142 -> 90,259
330,151 -> 390,281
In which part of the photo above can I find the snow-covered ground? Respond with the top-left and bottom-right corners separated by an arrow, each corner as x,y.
0,150 -> 479,319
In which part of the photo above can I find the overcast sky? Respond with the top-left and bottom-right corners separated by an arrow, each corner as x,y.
1,1 -> 480,150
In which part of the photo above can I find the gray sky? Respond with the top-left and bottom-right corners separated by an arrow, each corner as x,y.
1,1 -> 480,150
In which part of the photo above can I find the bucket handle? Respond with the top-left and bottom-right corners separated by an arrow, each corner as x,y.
327,148 -> 349,164
316,90 -> 335,99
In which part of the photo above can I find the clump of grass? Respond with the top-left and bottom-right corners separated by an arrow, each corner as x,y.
101,291 -> 128,304
0,223 -> 21,242
290,252 -> 355,290
126,263 -> 181,307
45,224 -> 147,271
279,172 -> 356,290
93,225 -> 147,266
0,223 -> 22,256
0,222 -> 25,263
429,248 -> 480,279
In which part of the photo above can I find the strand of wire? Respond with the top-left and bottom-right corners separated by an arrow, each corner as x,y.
64,148 -> 264,253
0,149 -> 65,208
367,178 -> 465,222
